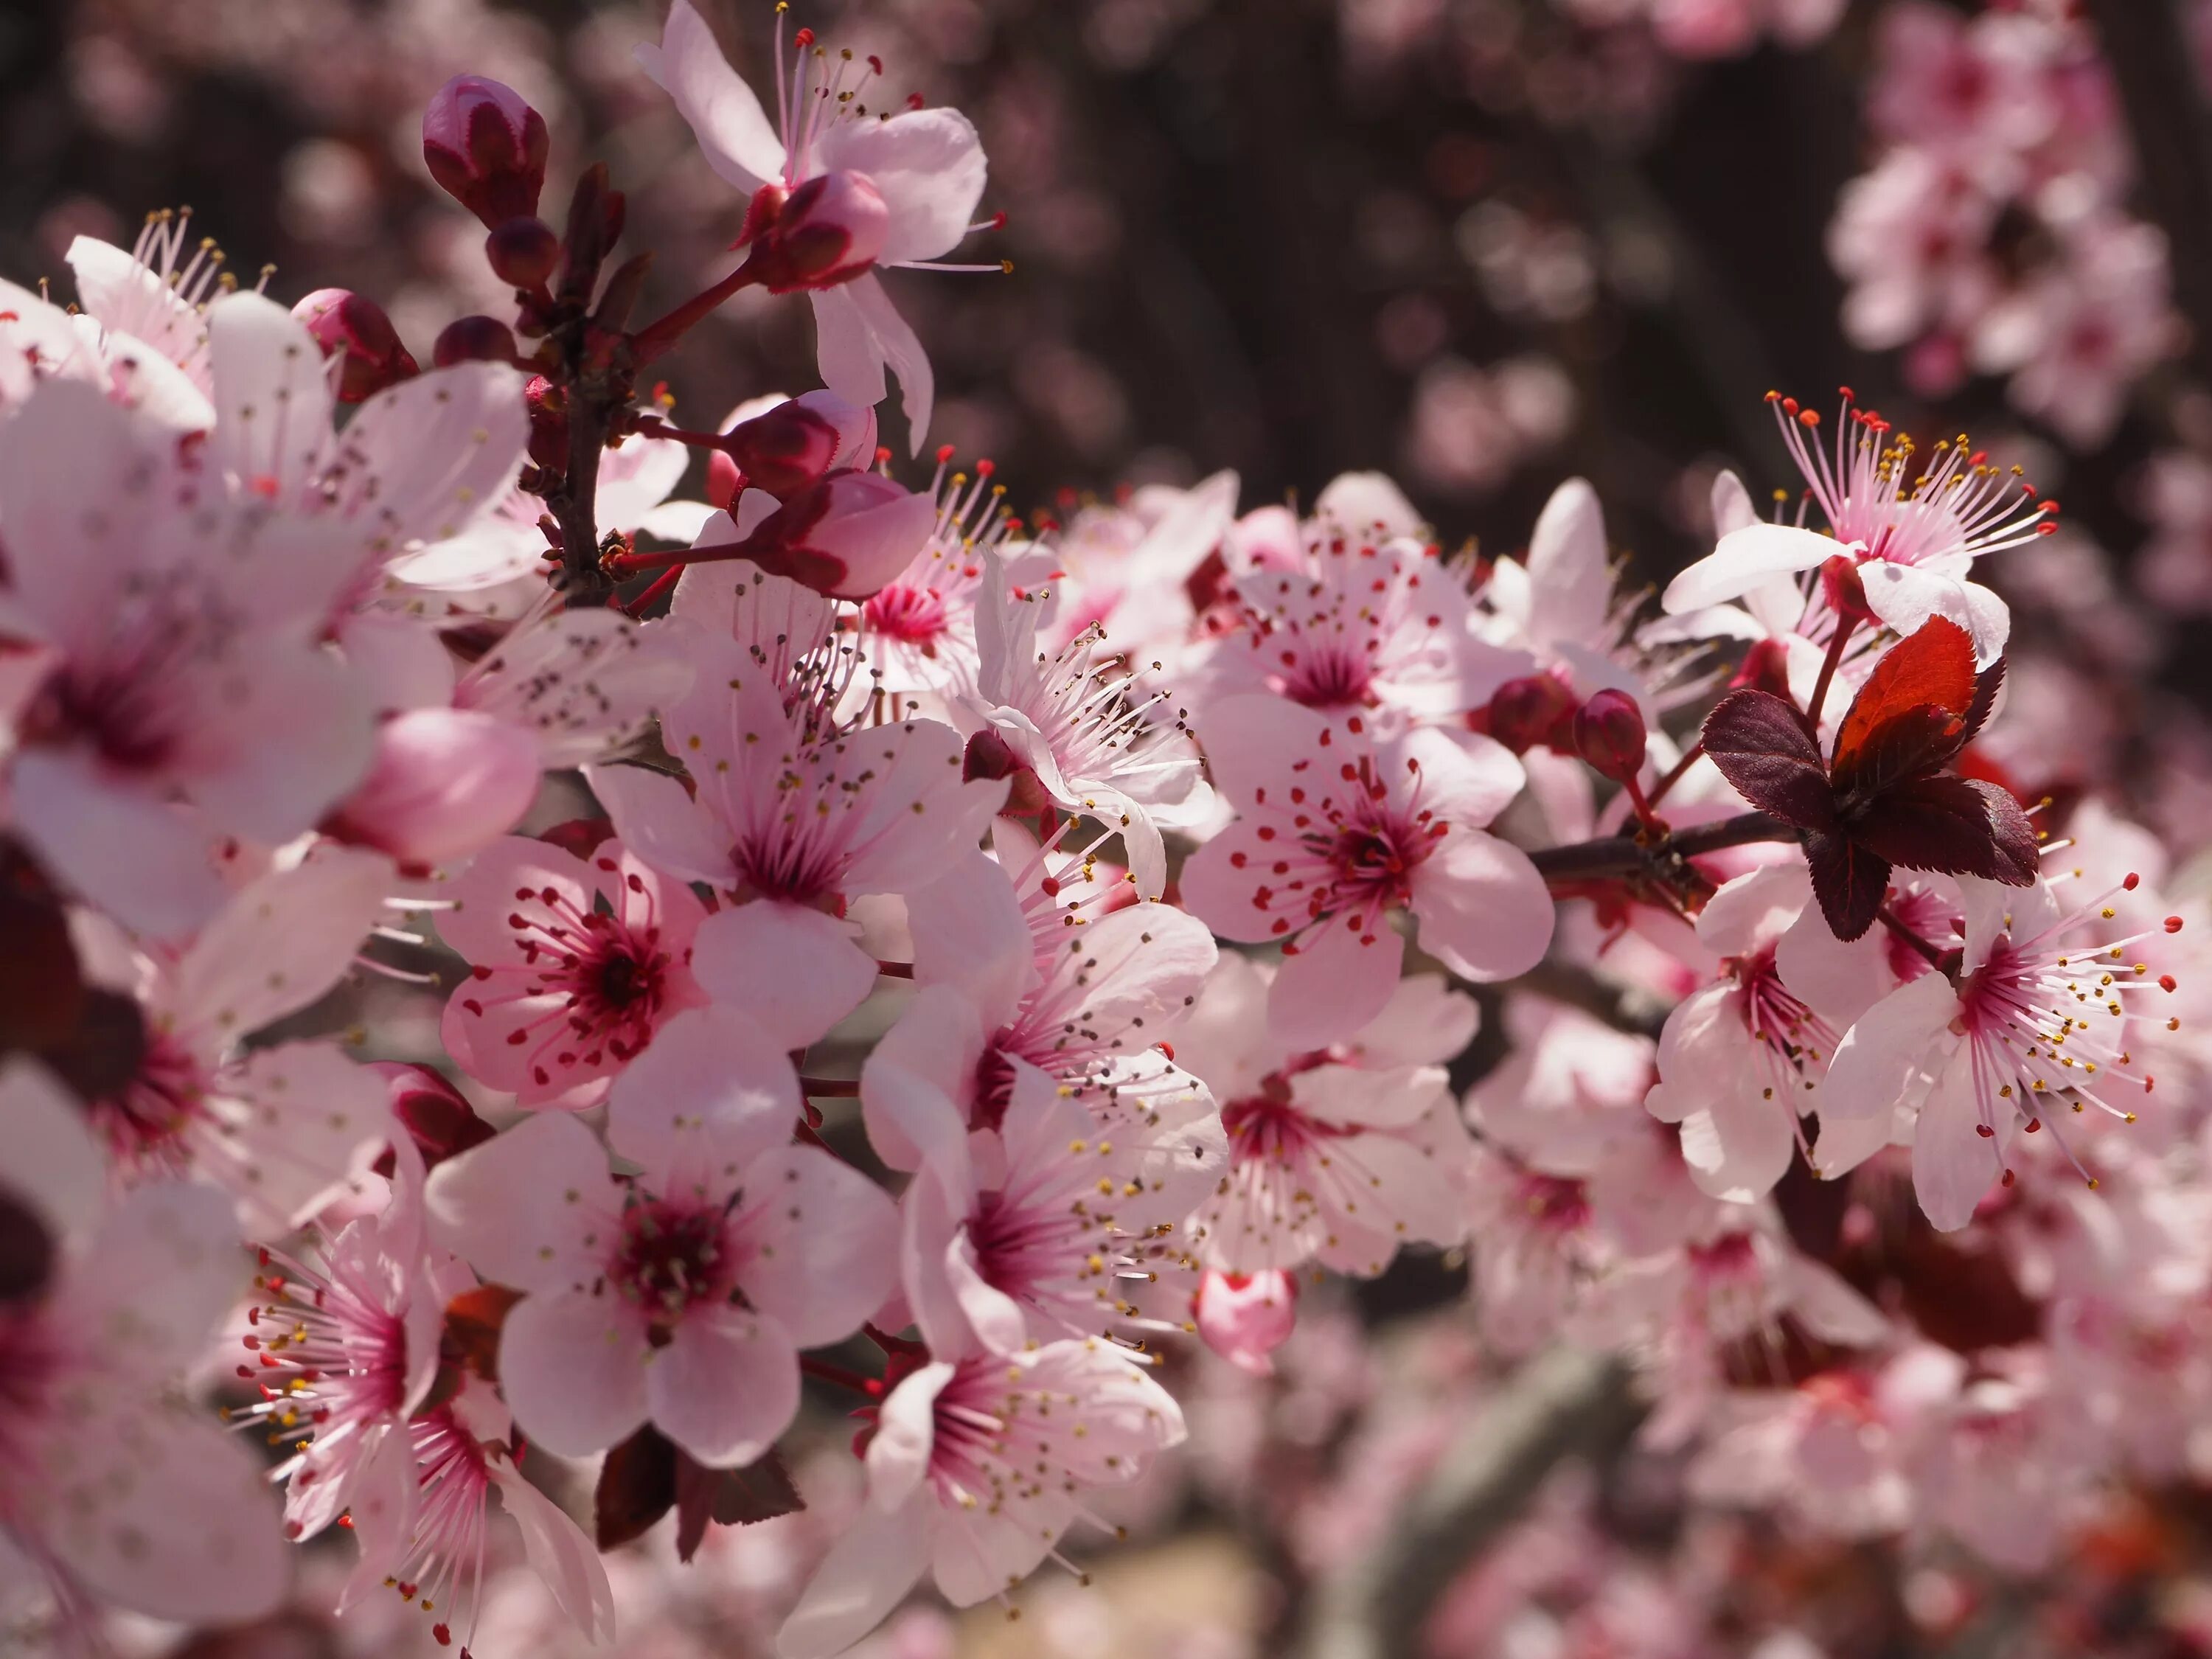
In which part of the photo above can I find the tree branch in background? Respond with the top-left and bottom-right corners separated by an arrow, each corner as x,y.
2082,0 -> 2212,387
1293,1348 -> 1644,1659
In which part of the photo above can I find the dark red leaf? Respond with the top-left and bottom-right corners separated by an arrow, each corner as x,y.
1804,828 -> 1890,942
1851,776 -> 2038,885
1700,689 -> 1835,830
1831,617 -> 1975,779
1960,656 -> 2005,748
594,1426 -> 804,1558
1832,703 -> 1966,801
596,1425 -> 677,1551
675,1445 -> 802,1560
441,1283 -> 525,1384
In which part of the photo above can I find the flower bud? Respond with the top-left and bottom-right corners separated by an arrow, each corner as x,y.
961,728 -> 1054,819
1573,689 -> 1648,787
369,1062 -> 498,1175
484,215 -> 560,289
1731,636 -> 1794,697
323,709 -> 540,869
1484,673 -> 1577,754
433,314 -> 518,368
734,467 -> 935,600
742,171 -> 891,293
1193,1270 -> 1298,1377
1819,552 -> 1875,626
718,391 -> 875,499
292,288 -> 419,404
525,375 -> 569,471
422,74 -> 550,229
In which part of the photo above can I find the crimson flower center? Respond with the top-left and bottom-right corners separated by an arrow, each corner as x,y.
610,1200 -> 734,1321
863,583 -> 949,646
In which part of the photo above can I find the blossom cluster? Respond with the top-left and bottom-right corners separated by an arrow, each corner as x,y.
2,7 -> 2208,1659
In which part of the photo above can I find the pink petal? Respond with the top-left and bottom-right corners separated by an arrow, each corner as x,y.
908,851 -> 1035,1031
636,0 -> 787,194
1820,973 -> 1959,1122
606,1006 -> 798,1197
584,760 -> 742,887
0,1058 -> 105,1243
846,272 -> 936,453
1193,693 -> 1332,812
423,1112 -> 618,1290
434,835 -> 595,967
730,1144 -> 899,1348
173,846 -> 392,1038
0,378 -> 155,653
647,1302 -> 799,1467
489,1461 -> 617,1642
809,282 -> 887,414
777,1492 -> 933,1659
205,291 -> 334,498
860,987 -> 982,1172
1391,724 -> 1526,829
692,900 -> 877,1048
1410,829 -> 1554,981
1662,523 -> 1837,614
63,1178 -> 242,1380
816,108 -> 988,265
218,1040 -> 396,1237
10,748 -> 228,940
1911,1038 -> 2006,1232
1524,477 -> 1613,649
500,1285 -> 653,1457
1268,921 -> 1404,1049
338,361 -> 528,552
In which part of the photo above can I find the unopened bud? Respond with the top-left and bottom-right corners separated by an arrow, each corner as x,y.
1193,1270 -> 1298,1378
1731,636 -> 1793,697
1485,674 -> 1577,754
433,314 -> 518,368
718,390 -> 876,498
1573,689 -> 1649,786
485,215 -> 560,289
323,709 -> 540,869
292,288 -> 418,404
741,171 -> 890,293
963,728 -> 1054,818
525,375 -> 569,471
423,74 -> 550,229
1819,553 -> 1875,625
734,467 -> 934,599
369,1062 -> 498,1175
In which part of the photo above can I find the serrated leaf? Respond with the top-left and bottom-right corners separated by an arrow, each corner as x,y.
1700,689 -> 1834,830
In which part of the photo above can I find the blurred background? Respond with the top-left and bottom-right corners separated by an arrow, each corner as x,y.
21,0 -> 2212,1655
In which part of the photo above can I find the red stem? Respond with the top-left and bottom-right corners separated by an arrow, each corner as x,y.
799,1077 -> 860,1097
619,565 -> 686,618
1803,616 -> 1858,735
1645,742 -> 1704,810
630,259 -> 762,364
604,537 -> 751,579
799,1355 -> 883,1397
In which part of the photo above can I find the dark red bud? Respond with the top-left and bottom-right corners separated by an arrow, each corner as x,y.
741,171 -> 890,293
423,74 -> 550,229
1486,674 -> 1578,754
525,375 -> 568,471
485,215 -> 560,289
292,288 -> 418,404
1573,689 -> 1649,786
369,1062 -> 498,1174
1820,554 -> 1875,625
963,728 -> 1054,818
1731,636 -> 1795,697
434,314 -> 518,368
718,400 -> 846,498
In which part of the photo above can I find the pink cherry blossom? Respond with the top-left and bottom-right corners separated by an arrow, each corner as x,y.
965,554 -> 1211,897
437,834 -> 708,1108
776,1340 -> 1184,1658
1192,1268 -> 1299,1376
638,0 -> 992,448
77,846 -> 399,1236
1820,870 -> 2181,1231
425,1020 -> 895,1466
0,1060 -> 291,1632
1180,695 -> 1552,1046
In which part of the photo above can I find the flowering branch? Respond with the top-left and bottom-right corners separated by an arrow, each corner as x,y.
1525,809 -> 1795,886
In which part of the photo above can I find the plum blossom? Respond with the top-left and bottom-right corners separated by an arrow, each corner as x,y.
0,1060 -> 291,1632
0,290 -> 524,934
639,0 -> 992,448
1180,694 -> 1552,1046
425,1015 -> 896,1467
776,1339 -> 1185,1658
1820,871 -> 2183,1229
77,846 -> 400,1237
964,554 -> 1211,897
1663,392 -> 2056,664
1646,863 -> 1890,1203
437,834 -> 709,1108
1042,470 -> 1241,657
860,453 -> 1032,701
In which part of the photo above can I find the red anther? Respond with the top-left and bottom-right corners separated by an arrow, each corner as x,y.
2025,1119 -> 2041,1133
795,27 -> 815,45
936,444 -> 956,464
2001,1168 -> 2016,1187
2041,498 -> 2061,515
434,1624 -> 453,1646
2124,872 -> 2141,890
1765,389 -> 1781,403
1975,1124 -> 1995,1138
1781,397 -> 1798,414
990,210 -> 1009,229
1158,1041 -> 1175,1062
867,54 -> 883,72
875,445 -> 893,465
2162,975 -> 2179,992
975,458 -> 995,476
2167,917 -> 2186,933
906,91 -> 925,109
1798,409 -> 1820,427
